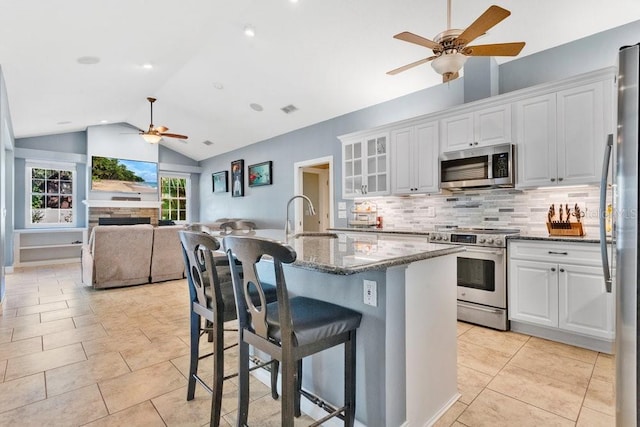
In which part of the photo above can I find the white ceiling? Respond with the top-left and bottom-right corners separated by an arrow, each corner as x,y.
2,0 -> 639,161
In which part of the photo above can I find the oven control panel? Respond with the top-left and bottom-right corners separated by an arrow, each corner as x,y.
429,232 -> 507,247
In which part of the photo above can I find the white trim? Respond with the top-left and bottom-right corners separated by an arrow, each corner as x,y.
293,156 -> 334,234
159,173 -> 191,224
25,161 -> 77,228
82,200 -> 162,208
16,147 -> 87,163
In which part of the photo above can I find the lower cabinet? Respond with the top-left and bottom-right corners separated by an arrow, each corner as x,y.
508,240 -> 614,344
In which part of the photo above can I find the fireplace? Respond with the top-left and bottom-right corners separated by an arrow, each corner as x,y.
88,207 -> 159,235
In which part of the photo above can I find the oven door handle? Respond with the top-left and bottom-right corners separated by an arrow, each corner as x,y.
462,248 -> 504,256
458,301 -> 503,314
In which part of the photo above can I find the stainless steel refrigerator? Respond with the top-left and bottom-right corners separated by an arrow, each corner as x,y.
604,43 -> 640,427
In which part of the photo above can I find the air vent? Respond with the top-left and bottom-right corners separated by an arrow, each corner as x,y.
281,104 -> 298,114
201,140 -> 214,146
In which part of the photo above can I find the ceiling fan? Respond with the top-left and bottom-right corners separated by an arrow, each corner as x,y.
139,97 -> 188,144
388,1 -> 525,83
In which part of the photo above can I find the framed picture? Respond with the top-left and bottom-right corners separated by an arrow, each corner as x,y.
212,171 -> 228,193
248,161 -> 273,187
231,159 -> 244,197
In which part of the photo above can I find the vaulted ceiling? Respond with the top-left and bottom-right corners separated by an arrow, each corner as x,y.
2,0 -> 639,160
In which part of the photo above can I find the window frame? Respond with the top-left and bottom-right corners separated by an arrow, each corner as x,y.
25,160 -> 77,228
159,172 -> 190,224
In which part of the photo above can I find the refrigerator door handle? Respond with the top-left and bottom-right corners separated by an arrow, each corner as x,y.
599,134 -> 613,293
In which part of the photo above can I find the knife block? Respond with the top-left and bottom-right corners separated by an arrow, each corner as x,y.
546,221 -> 585,236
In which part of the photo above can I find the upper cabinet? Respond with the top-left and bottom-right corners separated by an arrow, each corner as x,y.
391,120 -> 439,195
516,78 -> 614,188
341,132 -> 390,198
440,104 -> 512,153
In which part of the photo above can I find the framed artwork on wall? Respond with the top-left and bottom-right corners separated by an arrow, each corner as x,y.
212,171 -> 228,193
231,159 -> 244,197
248,161 -> 272,187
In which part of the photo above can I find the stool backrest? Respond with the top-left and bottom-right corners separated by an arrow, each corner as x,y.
184,223 -> 213,234
219,220 -> 257,234
223,235 -> 296,340
179,230 -> 225,322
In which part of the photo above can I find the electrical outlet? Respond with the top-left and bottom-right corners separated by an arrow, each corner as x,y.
363,280 -> 377,307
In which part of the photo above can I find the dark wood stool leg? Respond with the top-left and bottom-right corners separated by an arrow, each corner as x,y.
211,318 -> 224,426
271,360 -> 280,400
294,359 -> 302,417
187,308 -> 200,401
236,340 -> 250,427
281,355 -> 296,427
344,330 -> 357,427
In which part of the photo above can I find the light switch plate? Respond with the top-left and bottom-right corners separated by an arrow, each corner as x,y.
338,210 -> 347,219
363,280 -> 377,307
426,206 -> 436,217
338,202 -> 347,210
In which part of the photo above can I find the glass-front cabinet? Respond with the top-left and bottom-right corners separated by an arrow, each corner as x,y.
341,131 -> 389,198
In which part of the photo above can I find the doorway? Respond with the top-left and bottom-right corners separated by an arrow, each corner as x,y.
293,156 -> 333,234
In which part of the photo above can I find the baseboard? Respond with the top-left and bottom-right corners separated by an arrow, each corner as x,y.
510,321 -> 614,354
422,392 -> 461,427
4,266 -> 13,274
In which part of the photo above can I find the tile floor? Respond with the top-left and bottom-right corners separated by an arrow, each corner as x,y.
0,263 -> 615,426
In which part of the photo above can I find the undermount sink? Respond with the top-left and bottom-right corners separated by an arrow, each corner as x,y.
291,232 -> 339,239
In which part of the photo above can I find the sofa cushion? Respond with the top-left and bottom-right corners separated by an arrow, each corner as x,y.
151,225 -> 186,282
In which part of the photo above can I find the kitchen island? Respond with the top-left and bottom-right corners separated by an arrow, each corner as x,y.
219,230 -> 463,427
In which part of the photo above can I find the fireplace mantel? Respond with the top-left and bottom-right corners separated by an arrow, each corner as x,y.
82,200 -> 162,208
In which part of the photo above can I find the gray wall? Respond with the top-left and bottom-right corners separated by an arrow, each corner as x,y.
0,65 -> 14,298
199,19 -> 640,228
199,81 -> 465,228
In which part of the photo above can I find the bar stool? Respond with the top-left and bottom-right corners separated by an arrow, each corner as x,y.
179,230 -> 279,426
223,235 -> 362,427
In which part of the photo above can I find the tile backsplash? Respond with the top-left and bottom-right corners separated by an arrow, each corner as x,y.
366,185 -> 606,235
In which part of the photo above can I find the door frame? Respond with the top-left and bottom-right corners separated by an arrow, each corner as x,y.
293,156 -> 334,234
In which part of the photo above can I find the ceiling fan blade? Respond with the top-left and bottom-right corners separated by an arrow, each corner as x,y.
456,5 -> 511,46
443,71 -> 459,83
387,56 -> 437,75
464,42 -> 525,56
159,132 -> 188,139
155,126 -> 169,133
393,32 -> 441,51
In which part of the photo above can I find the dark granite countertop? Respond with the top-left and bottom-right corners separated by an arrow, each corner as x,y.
216,229 -> 462,275
329,227 -> 432,236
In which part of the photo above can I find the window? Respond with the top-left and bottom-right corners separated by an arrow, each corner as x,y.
27,161 -> 76,227
160,174 -> 189,223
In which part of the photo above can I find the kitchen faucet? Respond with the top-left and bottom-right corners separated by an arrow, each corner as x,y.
285,195 -> 316,237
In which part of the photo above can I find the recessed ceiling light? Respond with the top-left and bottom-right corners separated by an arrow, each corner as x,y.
244,25 -> 255,37
213,82 -> 224,90
142,63 -> 153,70
76,56 -> 100,65
250,103 -> 264,112
100,120 -> 108,124
57,121 -> 72,125
290,0 -> 299,3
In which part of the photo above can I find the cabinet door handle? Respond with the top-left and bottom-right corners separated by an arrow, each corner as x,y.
558,177 -> 564,182
551,267 -> 556,272
550,178 -> 556,182
473,142 -> 478,146
548,251 -> 568,255
559,268 -> 565,273
469,143 -> 473,147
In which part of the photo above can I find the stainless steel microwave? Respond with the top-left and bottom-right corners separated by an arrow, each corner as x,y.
439,143 -> 515,191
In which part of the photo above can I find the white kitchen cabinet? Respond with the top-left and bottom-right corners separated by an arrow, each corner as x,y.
14,228 -> 87,267
440,104 -> 512,153
508,240 -> 614,347
341,132 -> 389,198
516,79 -> 612,188
509,258 -> 558,328
391,120 -> 439,195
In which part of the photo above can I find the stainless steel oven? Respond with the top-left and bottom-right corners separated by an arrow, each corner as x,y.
430,227 -> 519,330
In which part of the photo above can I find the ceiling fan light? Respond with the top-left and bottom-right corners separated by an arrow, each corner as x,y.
142,133 -> 162,144
431,52 -> 468,76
